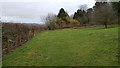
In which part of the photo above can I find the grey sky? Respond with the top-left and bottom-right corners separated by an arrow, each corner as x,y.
0,0 -> 96,24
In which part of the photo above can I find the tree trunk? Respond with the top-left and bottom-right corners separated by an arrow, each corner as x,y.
105,24 -> 107,29
104,22 -> 107,29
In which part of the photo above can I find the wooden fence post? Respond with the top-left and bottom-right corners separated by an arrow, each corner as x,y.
33,29 -> 35,37
6,37 -> 10,53
19,34 -> 22,46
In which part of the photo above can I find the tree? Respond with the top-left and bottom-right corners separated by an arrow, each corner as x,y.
57,8 -> 71,24
112,2 -> 120,22
73,12 -> 77,20
44,13 -> 57,30
87,8 -> 93,25
57,8 -> 69,19
112,2 -> 120,15
73,9 -> 88,25
79,4 -> 88,11
73,4 -> 89,25
94,2 -> 116,28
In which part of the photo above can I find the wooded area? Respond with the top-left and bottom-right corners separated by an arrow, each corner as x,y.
44,2 -> 119,29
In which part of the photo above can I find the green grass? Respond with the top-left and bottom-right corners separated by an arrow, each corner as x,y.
3,25 -> 118,66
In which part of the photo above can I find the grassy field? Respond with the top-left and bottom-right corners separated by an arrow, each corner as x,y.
3,25 -> 118,66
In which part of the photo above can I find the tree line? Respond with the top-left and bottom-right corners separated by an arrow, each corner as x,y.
45,1 -> 120,29
2,23 -> 46,54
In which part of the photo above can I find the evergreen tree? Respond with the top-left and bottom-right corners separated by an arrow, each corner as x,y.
73,12 -> 77,20
112,2 -> 120,16
73,9 -> 83,21
73,9 -> 87,25
57,8 -> 69,19
57,8 -> 70,24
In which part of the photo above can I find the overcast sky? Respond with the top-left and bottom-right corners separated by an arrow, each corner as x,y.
0,0 -> 96,24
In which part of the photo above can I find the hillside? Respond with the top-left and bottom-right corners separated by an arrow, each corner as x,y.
3,25 -> 118,66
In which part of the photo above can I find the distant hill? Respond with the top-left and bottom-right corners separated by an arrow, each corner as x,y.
20,23 -> 45,26
1,21 -> 45,26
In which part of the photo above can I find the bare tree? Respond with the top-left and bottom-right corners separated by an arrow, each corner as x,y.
44,13 -> 57,30
79,4 -> 88,11
94,2 -> 115,28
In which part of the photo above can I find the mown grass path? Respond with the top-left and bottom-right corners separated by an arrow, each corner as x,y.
3,25 -> 118,66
